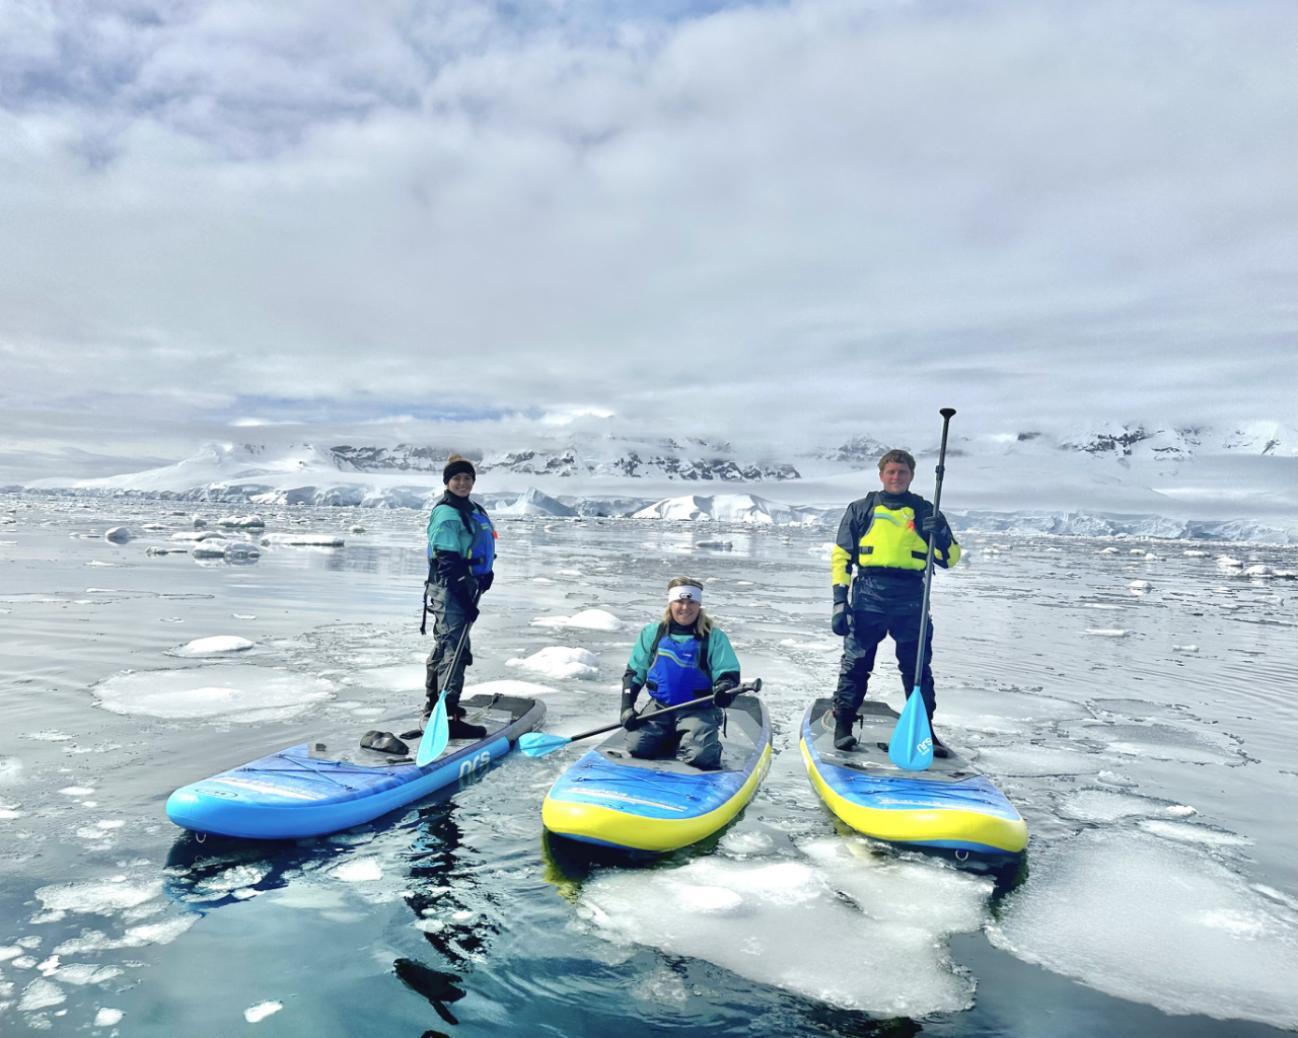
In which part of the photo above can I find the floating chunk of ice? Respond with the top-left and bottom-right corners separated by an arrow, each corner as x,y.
0,757 -> 23,785
578,842 -> 990,1016
175,636 -> 255,656
506,647 -> 599,680
987,831 -> 1298,1030
1137,819 -> 1252,847
1085,628 -> 1130,637
17,977 -> 64,1011
94,1008 -> 124,1026
530,608 -> 624,631
244,1001 -> 283,1023
103,527 -> 132,544
36,878 -> 162,915
332,858 -> 382,883
94,666 -> 333,722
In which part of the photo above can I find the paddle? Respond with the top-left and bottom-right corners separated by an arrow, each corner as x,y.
888,407 -> 955,772
416,606 -> 477,767
518,678 -> 762,759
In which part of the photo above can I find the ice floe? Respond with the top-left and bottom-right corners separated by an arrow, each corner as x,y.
260,532 -> 344,547
93,1007 -> 124,1026
530,608 -> 624,631
94,666 -> 333,721
174,635 -> 255,656
244,1000 -> 283,1023
987,831 -> 1297,1030
506,647 -> 599,680
1085,628 -> 1131,637
332,857 -> 382,882
577,838 -> 991,1016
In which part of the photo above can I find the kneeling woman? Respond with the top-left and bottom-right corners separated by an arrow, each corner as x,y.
620,577 -> 741,770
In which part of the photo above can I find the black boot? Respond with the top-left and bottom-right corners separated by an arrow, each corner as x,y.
445,700 -> 486,741
833,710 -> 858,751
930,730 -> 952,759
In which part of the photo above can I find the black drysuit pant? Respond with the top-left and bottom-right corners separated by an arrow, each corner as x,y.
833,603 -> 936,720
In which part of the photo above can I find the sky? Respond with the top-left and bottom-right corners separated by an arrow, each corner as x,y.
1,0 -> 1294,475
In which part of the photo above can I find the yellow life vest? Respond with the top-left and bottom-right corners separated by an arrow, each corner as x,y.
855,503 -> 958,571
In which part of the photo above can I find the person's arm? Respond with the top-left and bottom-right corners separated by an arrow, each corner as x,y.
621,624 -> 655,730
706,629 -> 741,697
830,498 -> 864,633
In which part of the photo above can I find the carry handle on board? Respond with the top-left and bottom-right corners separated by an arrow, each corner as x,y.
518,678 -> 763,759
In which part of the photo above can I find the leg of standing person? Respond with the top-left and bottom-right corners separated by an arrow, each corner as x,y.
889,606 -> 948,757
429,583 -> 485,739
833,610 -> 889,749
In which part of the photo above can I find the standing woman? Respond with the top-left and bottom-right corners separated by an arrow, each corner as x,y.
620,577 -> 741,770
423,454 -> 496,739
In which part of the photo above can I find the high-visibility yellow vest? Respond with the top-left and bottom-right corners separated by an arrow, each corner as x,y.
831,502 -> 960,584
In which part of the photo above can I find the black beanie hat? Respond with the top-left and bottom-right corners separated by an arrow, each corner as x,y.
443,455 -> 476,485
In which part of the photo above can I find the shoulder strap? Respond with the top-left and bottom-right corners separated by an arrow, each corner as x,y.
648,622 -> 667,664
697,631 -> 711,678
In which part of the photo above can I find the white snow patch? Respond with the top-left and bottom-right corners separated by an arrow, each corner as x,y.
507,647 -> 599,680
94,666 -> 333,721
0,757 -> 23,785
530,608 -> 624,631
175,635 -> 255,657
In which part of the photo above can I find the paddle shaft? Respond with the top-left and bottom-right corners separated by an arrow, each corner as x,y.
912,407 -> 955,688
563,678 -> 762,745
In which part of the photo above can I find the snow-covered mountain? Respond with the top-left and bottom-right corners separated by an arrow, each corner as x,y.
12,420 -> 1296,542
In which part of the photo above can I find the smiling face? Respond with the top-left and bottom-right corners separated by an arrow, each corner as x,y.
447,473 -> 475,497
669,597 -> 701,626
879,461 -> 914,495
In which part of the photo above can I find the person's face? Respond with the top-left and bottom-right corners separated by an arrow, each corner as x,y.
669,597 -> 700,625
447,473 -> 475,497
879,462 -> 914,495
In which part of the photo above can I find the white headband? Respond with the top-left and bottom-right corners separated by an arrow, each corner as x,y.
667,584 -> 703,605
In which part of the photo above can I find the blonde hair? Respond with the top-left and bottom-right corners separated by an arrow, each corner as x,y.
662,576 -> 712,635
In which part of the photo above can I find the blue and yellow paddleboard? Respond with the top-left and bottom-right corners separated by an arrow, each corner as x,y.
166,694 -> 544,840
800,698 -> 1027,858
542,696 -> 772,854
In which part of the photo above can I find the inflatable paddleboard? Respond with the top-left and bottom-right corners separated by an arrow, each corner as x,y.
800,698 -> 1027,858
542,696 -> 772,854
166,693 -> 544,840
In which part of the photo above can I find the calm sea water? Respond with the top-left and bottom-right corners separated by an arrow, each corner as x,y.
0,495 -> 1294,1036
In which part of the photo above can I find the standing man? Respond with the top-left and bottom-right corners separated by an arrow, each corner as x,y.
830,448 -> 961,753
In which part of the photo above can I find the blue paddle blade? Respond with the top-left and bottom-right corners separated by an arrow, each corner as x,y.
416,696 -> 450,767
889,687 -> 934,771
517,732 -> 571,758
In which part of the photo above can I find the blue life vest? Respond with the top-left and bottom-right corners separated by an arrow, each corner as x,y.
646,627 -> 712,706
467,507 -> 495,577
426,503 -> 496,577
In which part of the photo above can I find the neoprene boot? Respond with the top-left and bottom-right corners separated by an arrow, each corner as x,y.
446,700 -> 488,742
930,730 -> 952,759
833,710 -> 858,751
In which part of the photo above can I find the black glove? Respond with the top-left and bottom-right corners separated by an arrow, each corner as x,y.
921,512 -> 951,542
832,601 -> 851,637
712,676 -> 739,708
478,571 -> 494,593
620,687 -> 642,731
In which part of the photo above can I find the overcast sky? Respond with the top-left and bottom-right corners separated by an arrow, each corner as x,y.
1,0 -> 1294,472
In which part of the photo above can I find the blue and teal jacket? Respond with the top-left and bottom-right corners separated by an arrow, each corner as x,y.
427,494 -> 495,579
625,620 -> 740,706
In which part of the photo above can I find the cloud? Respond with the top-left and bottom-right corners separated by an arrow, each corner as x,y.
0,0 -> 1293,466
